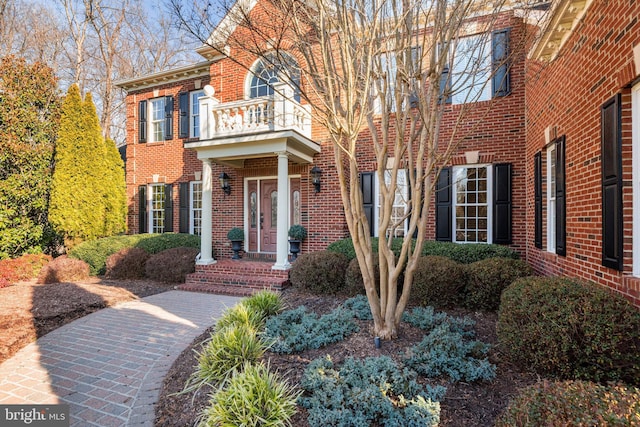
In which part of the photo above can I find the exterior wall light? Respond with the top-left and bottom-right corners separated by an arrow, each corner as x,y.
310,165 -> 322,193
219,172 -> 231,195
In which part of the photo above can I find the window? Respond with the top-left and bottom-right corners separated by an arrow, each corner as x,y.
547,144 -> 557,253
436,164 -> 512,244
150,184 -> 166,233
190,90 -> 203,138
452,165 -> 491,243
440,29 -> 510,105
179,90 -> 204,139
248,53 -> 301,102
359,169 -> 409,237
633,84 -> 640,276
190,181 -> 202,235
139,96 -> 173,143
151,98 -> 166,142
374,47 -> 421,114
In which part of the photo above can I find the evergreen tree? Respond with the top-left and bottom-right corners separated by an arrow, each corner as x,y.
102,138 -> 127,236
0,56 -> 61,259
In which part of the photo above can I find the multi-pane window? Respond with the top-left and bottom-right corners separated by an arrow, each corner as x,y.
374,47 -> 421,114
452,165 -> 491,243
190,181 -> 202,236
249,53 -> 301,102
151,98 -> 165,142
547,144 -> 557,253
150,184 -> 165,233
190,90 -> 203,138
376,169 -> 409,237
448,35 -> 492,105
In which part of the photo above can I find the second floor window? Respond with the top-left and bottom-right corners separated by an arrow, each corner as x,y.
248,53 -> 301,102
151,98 -> 166,142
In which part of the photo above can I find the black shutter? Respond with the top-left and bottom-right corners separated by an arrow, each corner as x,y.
164,96 -> 174,140
164,184 -> 173,232
179,182 -> 190,233
138,100 -> 147,143
439,66 -> 452,104
138,185 -> 147,233
436,167 -> 452,241
178,92 -> 189,139
493,163 -> 512,244
601,95 -> 623,270
534,152 -> 543,249
555,136 -> 567,257
360,172 -> 375,236
492,29 -> 511,98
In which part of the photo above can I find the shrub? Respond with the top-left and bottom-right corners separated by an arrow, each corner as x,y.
287,224 -> 307,241
403,324 -> 496,382
464,257 -> 533,311
227,227 -> 244,241
327,237 -> 406,261
344,256 -> 381,296
411,256 -> 466,308
498,276 -> 640,384
184,324 -> 268,393
215,303 -> 265,332
0,254 -> 52,288
299,355 -> 444,427
496,380 -> 640,427
242,290 -> 284,321
104,247 -> 150,279
263,306 -> 359,354
402,306 -> 475,336
36,256 -> 90,284
289,251 -> 349,295
421,241 -> 519,263
68,233 -> 200,275
200,362 -> 300,427
343,295 -> 373,320
144,247 -> 199,283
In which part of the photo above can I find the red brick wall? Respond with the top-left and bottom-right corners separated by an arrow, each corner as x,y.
525,0 -> 640,305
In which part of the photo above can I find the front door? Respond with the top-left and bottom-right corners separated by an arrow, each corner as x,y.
260,180 -> 278,252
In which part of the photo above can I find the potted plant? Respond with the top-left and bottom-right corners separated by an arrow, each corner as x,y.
227,227 -> 244,259
288,224 -> 307,260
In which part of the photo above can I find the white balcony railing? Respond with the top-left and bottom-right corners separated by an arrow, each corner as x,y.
199,83 -> 312,140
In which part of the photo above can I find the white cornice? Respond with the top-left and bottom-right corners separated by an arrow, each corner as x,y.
115,61 -> 215,92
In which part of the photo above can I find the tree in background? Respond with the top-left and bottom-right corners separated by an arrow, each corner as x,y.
49,84 -> 125,246
0,56 -> 61,259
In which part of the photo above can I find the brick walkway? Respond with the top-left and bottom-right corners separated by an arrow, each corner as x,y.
0,291 -> 241,426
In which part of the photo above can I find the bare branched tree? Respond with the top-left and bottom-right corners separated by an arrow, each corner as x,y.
175,0 -> 542,338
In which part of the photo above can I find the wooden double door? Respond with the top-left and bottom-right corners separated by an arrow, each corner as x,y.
247,178 -> 300,252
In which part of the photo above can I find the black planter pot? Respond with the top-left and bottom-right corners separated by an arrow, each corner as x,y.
289,239 -> 301,260
231,240 -> 243,259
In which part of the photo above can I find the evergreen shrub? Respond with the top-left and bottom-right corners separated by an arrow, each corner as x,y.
104,247 -> 149,279
343,295 -> 373,320
134,233 -> 200,254
0,254 -> 52,288
498,276 -> 640,384
411,256 -> 466,308
215,303 -> 265,332
299,355 -> 444,427
36,256 -> 90,284
289,251 -> 349,294
464,257 -> 533,311
421,241 -> 519,263
242,290 -> 284,321
402,306 -> 475,336
496,380 -> 640,427
327,237 -> 406,261
344,257 -> 380,296
263,306 -> 358,354
144,247 -> 199,283
201,362 -> 300,427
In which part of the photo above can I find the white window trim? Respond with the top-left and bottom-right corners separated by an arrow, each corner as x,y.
190,90 -> 204,138
445,33 -> 492,105
149,183 -> 165,234
190,181 -> 203,235
547,144 -> 557,254
373,169 -> 409,238
150,98 -> 165,142
451,164 -> 493,243
632,83 -> 640,276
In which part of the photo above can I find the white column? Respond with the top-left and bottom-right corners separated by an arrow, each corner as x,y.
273,152 -> 290,270
197,158 -> 216,265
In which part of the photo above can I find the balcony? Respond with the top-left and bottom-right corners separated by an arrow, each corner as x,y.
185,83 -> 319,167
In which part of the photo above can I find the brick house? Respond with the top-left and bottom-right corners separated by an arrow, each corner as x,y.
116,0 -> 640,304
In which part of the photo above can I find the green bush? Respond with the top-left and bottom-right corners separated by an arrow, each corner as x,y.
421,241 -> 519,263
289,251 -> 349,295
402,306 -> 475,336
411,256 -> 466,308
185,324 -> 268,394
263,306 -> 358,354
215,303 -> 266,332
343,256 -> 380,296
496,380 -> 640,426
327,237 -> 406,261
104,247 -> 150,280
68,233 -> 200,275
36,256 -> 90,284
200,362 -> 300,427
226,227 -> 244,241
242,290 -> 284,321
498,276 -> 640,384
144,247 -> 199,283
299,355 -> 444,427
343,295 -> 373,320
464,257 -> 533,311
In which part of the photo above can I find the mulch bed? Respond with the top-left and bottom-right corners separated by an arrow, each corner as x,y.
154,287 -> 538,427
0,278 -> 175,364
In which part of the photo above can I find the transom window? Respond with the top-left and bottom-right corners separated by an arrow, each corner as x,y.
151,98 -> 165,142
452,165 -> 491,243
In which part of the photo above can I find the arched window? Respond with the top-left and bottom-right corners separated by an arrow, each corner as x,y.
249,53 -> 301,102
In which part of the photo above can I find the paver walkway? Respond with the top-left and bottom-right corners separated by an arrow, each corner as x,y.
0,290 -> 241,426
